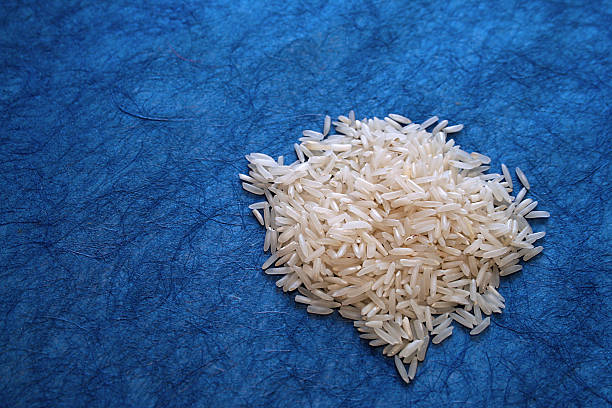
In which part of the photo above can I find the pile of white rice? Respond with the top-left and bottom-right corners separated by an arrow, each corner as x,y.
240,112 -> 548,383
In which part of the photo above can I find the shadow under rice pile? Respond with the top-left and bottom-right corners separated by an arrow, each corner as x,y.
240,111 -> 549,383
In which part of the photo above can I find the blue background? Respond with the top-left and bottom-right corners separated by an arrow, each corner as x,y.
1,0 -> 611,407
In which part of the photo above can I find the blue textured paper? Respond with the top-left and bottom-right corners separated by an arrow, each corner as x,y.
1,1 -> 611,407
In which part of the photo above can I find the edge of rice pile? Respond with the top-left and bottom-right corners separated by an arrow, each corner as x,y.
240,112 -> 549,383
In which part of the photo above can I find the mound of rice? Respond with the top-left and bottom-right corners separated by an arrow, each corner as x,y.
240,112 -> 548,383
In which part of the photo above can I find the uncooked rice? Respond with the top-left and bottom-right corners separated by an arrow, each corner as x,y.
470,316 -> 490,335
394,355 -> 410,384
241,112 -> 549,383
515,167 -> 530,190
501,163 -> 513,190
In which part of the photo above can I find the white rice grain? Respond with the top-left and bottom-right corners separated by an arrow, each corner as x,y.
242,182 -> 265,195
470,317 -> 490,335
323,115 -> 331,136
515,167 -> 530,190
417,335 -> 430,361
408,356 -> 418,379
389,113 -> 411,124
307,305 -> 333,315
252,209 -> 265,225
515,187 -> 527,205
523,246 -> 543,261
420,116 -> 439,129
443,124 -> 464,133
501,163 -> 513,190
432,326 -> 453,344
451,312 -> 474,329
394,355 -> 410,384
525,211 -> 550,219
431,120 -> 448,135
500,264 -> 522,276
399,339 -> 423,359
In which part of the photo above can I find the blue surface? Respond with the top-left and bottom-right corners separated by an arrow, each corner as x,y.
1,0 -> 611,406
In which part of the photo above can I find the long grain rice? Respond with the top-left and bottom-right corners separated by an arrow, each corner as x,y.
241,111 -> 549,383
525,211 -> 550,219
443,124 -> 463,133
408,356 -> 418,379
501,164 -> 513,190
389,113 -> 411,124
470,317 -> 490,335
515,167 -> 530,189
394,355 -> 410,384
432,326 -> 453,344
